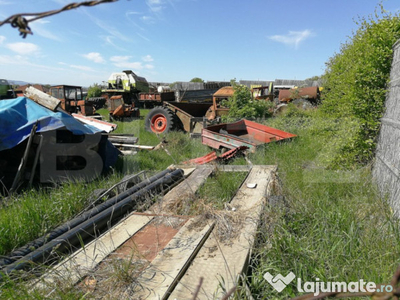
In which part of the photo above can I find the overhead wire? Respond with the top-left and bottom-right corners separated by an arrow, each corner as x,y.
0,0 -> 118,38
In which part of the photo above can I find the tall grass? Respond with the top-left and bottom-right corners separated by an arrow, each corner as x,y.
0,173 -> 124,256
234,106 -> 400,299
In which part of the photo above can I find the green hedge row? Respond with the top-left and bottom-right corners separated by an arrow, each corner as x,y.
321,6 -> 400,167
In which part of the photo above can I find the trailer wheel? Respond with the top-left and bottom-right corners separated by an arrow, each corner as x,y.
145,107 -> 176,134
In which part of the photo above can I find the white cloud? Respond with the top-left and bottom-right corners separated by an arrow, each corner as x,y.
6,42 -> 40,55
145,64 -> 154,70
83,52 -> 105,63
142,55 -> 154,62
0,54 -> 64,73
110,56 -> 143,70
0,36 -> 5,45
70,65 -> 94,71
269,30 -> 314,48
126,11 -> 141,16
146,0 -> 165,14
0,55 -> 19,64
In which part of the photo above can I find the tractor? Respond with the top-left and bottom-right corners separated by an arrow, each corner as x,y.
49,85 -> 95,116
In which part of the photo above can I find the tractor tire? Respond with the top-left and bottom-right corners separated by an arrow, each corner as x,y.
145,106 -> 176,134
87,97 -> 106,110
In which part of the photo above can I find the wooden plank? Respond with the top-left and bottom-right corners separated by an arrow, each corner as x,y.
151,165 -> 214,214
34,214 -> 154,288
24,86 -> 61,111
168,165 -> 277,300
216,165 -> 251,172
112,143 -> 155,150
133,216 -> 213,300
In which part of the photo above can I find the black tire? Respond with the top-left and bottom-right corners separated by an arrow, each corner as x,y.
87,97 -> 106,110
145,106 -> 176,134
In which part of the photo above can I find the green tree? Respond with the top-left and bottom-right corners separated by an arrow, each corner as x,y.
222,80 -> 274,120
190,77 -> 204,83
87,83 -> 102,98
320,5 -> 400,167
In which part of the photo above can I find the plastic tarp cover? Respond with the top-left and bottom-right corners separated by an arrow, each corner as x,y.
0,97 -> 102,151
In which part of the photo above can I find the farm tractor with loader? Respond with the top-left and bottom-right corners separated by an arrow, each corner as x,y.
101,70 -> 175,120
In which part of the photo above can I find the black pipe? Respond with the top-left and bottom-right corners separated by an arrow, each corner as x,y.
0,168 -> 175,267
0,168 -> 184,278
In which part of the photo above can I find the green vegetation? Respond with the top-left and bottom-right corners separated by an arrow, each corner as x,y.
222,81 -> 275,121
190,77 -> 204,83
0,174 -> 124,256
321,5 -> 400,168
186,171 -> 247,215
86,83 -> 102,98
231,107 -> 400,299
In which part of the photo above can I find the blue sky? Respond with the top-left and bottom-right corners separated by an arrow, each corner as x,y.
0,0 -> 399,87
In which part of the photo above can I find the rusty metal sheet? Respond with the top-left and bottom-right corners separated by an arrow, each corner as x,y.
182,146 -> 247,165
183,151 -> 218,165
279,86 -> 320,102
202,119 -> 297,152
212,86 -> 234,98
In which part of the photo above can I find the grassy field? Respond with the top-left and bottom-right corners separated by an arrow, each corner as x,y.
234,106 -> 400,299
1,105 -> 400,299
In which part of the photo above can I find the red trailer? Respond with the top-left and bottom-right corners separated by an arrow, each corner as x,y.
201,119 -> 296,153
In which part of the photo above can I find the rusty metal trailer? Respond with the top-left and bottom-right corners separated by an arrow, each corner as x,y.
138,91 -> 175,107
201,119 -> 297,152
145,101 -> 213,134
145,87 -> 233,135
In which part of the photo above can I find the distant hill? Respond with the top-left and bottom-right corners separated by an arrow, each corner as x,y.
8,80 -> 32,86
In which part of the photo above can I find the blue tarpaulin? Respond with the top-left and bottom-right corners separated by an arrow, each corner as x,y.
0,97 -> 102,151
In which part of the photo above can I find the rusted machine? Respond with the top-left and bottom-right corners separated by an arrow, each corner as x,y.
49,85 -> 94,115
145,86 -> 232,134
107,95 -> 140,121
251,82 -> 274,101
278,86 -> 320,103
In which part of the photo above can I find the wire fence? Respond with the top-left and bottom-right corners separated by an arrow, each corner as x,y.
0,0 -> 117,38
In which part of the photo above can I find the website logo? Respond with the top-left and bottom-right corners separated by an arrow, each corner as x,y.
263,272 -> 393,296
264,272 -> 296,292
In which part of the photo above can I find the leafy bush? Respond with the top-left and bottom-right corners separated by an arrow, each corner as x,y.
222,81 -> 275,120
321,6 -> 400,167
87,83 -> 103,98
190,77 -> 204,83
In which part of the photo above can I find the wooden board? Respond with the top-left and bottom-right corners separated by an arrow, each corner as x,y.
133,216 -> 213,300
150,165 -> 214,214
168,165 -> 276,299
34,214 -> 154,289
215,165 -> 251,173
